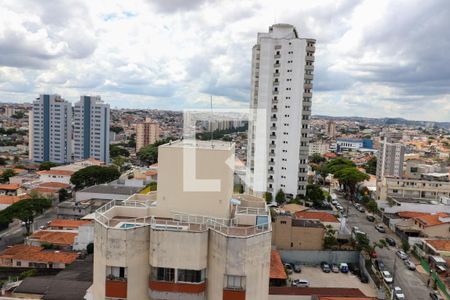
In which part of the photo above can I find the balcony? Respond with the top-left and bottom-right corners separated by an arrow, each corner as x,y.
273,81 -> 279,86
269,152 -> 275,157
272,98 -> 278,104
149,280 -> 206,294
306,45 -> 316,52
268,178 -> 274,183
268,169 -> 274,174
304,74 -> 314,80
270,135 -> 276,140
304,83 -> 313,89
268,161 -> 275,166
271,108 -> 278,113
303,92 -> 312,97
270,126 -> 277,130
274,63 -> 280,68
274,54 -> 281,59
306,55 -> 315,62
105,279 -> 127,299
223,289 -> 246,300
273,73 -> 280,77
269,144 -> 276,149
273,90 -> 279,95
270,117 -> 277,121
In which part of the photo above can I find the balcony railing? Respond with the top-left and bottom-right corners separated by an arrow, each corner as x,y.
273,73 -> 280,77
149,280 -> 206,294
105,279 -> 127,299
305,55 -> 315,62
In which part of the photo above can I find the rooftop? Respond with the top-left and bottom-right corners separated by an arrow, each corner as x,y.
415,213 -> 450,227
39,182 -> 71,189
425,239 -> 450,252
29,230 -> 78,246
0,183 -> 20,190
37,170 -> 74,176
292,219 -> 325,228
295,211 -> 339,223
79,184 -> 142,195
0,244 -> 78,264
48,219 -> 92,228
160,139 -> 233,151
270,250 -> 287,280
0,194 -> 30,205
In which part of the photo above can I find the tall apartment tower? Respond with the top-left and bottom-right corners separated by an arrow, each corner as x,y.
327,120 -> 337,138
89,140 -> 271,300
73,96 -> 110,163
247,24 -> 315,198
29,94 -> 72,164
376,132 -> 405,181
136,117 -> 160,152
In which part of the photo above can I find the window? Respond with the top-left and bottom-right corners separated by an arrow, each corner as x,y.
225,275 -> 245,289
178,269 -> 206,283
16,261 -> 21,267
151,267 -> 175,282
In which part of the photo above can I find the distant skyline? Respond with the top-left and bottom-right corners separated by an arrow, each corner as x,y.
0,0 -> 449,121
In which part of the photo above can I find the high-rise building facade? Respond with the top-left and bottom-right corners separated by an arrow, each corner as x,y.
327,120 -> 336,138
247,24 -> 315,197
73,96 -> 110,163
376,140 -> 405,181
29,94 -> 72,164
88,140 -> 271,300
136,117 -> 160,152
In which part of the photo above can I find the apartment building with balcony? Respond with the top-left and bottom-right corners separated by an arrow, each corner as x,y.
88,140 -> 271,300
73,96 -> 110,163
136,117 -> 161,152
29,94 -> 72,163
247,24 -> 315,198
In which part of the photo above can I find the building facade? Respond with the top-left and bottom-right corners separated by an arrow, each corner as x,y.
89,140 -> 271,300
73,96 -> 110,163
327,120 -> 336,138
377,176 -> 450,201
136,118 -> 160,152
247,24 -> 315,198
29,94 -> 72,163
376,141 -> 405,181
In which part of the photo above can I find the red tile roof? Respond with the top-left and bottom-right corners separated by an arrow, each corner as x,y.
0,183 -> 20,190
0,244 -> 77,264
37,170 -> 74,176
295,211 -> 339,223
415,213 -> 449,227
144,170 -> 158,176
39,182 -> 71,189
425,239 -> 450,252
32,187 -> 58,194
30,231 -> 78,246
270,250 -> 287,280
398,211 -> 430,219
0,194 -> 30,205
48,219 -> 91,228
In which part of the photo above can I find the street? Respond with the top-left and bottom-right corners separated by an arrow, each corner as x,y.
335,192 -> 431,300
0,207 -> 56,251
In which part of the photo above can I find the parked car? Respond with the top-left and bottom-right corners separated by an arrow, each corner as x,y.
331,264 -> 339,273
375,259 -> 385,271
404,259 -> 416,270
375,224 -> 386,233
366,215 -> 375,222
291,279 -> 310,288
393,286 -> 405,300
285,263 -> 293,274
320,261 -> 331,273
385,237 -> 396,246
396,250 -> 408,260
382,270 -> 393,283
359,272 -> 369,283
430,290 -> 445,300
339,263 -> 349,273
293,262 -> 302,273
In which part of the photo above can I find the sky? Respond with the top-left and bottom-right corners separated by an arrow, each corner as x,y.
0,0 -> 449,121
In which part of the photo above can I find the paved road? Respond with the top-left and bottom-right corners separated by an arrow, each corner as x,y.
0,207 -> 56,251
335,192 -> 431,300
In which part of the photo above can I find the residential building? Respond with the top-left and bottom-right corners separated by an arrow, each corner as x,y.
336,138 -> 373,152
327,120 -> 336,138
376,141 -> 405,181
0,194 -> 30,210
0,244 -> 78,269
136,117 -> 160,152
377,176 -> 450,201
57,198 -> 109,220
309,141 -> 330,156
29,94 -> 72,163
73,96 -> 110,163
247,23 -> 316,198
394,212 -> 450,240
0,183 -> 23,196
75,184 -> 142,202
88,140 -> 271,300
272,213 -> 325,250
421,239 -> 450,257
36,169 -> 74,185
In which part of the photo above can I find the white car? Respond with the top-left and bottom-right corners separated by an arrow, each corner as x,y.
396,250 -> 408,260
291,279 -> 310,287
393,286 -> 405,299
382,271 -> 393,283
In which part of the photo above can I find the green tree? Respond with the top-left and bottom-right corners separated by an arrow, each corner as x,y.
354,233 -> 371,252
264,192 -> 273,204
323,157 -> 355,174
110,126 -> 124,134
112,156 -> 129,172
70,166 -> 121,190
38,161 -> 59,171
305,184 -> 325,208
402,239 -> 410,253
11,111 -> 25,119
366,199 -> 378,213
0,168 -> 16,183
275,189 -> 286,205
334,167 -> 369,201
137,138 -> 175,165
363,157 -> 377,175
110,145 -> 130,159
309,153 -> 326,164
323,225 -> 337,249
58,188 -> 70,202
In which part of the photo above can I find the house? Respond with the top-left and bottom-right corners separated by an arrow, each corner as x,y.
0,183 -> 23,196
0,244 -> 78,269
37,169 -> 74,185
75,184 -> 142,202
57,198 -> 109,220
27,231 -> 78,250
421,239 -> 450,257
395,212 -> 450,241
47,219 -> 91,231
294,211 -> 340,232
0,194 -> 31,210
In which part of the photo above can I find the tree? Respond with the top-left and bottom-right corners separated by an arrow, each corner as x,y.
323,157 -> 355,174
137,138 -> 175,165
309,153 -> 326,164
264,192 -> 273,204
363,157 -> 377,175
110,145 -> 130,159
333,167 -> 369,201
58,188 -> 70,202
38,161 -> 58,171
0,168 -> 16,183
354,233 -> 371,252
110,126 -> 124,134
112,156 -> 129,172
366,199 -> 378,213
402,239 -> 410,253
305,184 -> 325,208
70,166 -> 121,190
323,225 -> 337,249
275,189 -> 286,205
11,111 -> 25,119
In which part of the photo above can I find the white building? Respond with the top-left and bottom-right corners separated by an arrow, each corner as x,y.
29,94 -> 72,164
309,141 -> 330,156
73,96 -> 110,163
247,24 -> 315,198
376,140 -> 405,181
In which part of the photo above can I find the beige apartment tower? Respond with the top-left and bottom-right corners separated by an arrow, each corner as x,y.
136,118 -> 160,152
88,140 -> 271,300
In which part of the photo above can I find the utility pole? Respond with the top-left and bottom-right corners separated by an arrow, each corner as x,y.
391,255 -> 397,300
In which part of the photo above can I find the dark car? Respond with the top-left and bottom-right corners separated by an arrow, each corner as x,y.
320,261 -> 331,273
386,237 -> 396,246
366,215 -> 375,222
430,290 -> 445,300
293,262 -> 302,273
375,259 -> 385,271
359,272 -> 369,283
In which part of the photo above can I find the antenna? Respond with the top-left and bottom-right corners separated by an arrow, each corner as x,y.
210,95 -> 214,147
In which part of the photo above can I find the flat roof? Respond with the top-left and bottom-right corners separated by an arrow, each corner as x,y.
79,184 -> 142,195
160,139 -> 233,150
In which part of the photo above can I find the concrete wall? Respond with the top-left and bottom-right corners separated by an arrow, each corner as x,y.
75,191 -> 131,202
279,250 -> 360,265
272,216 -> 324,250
